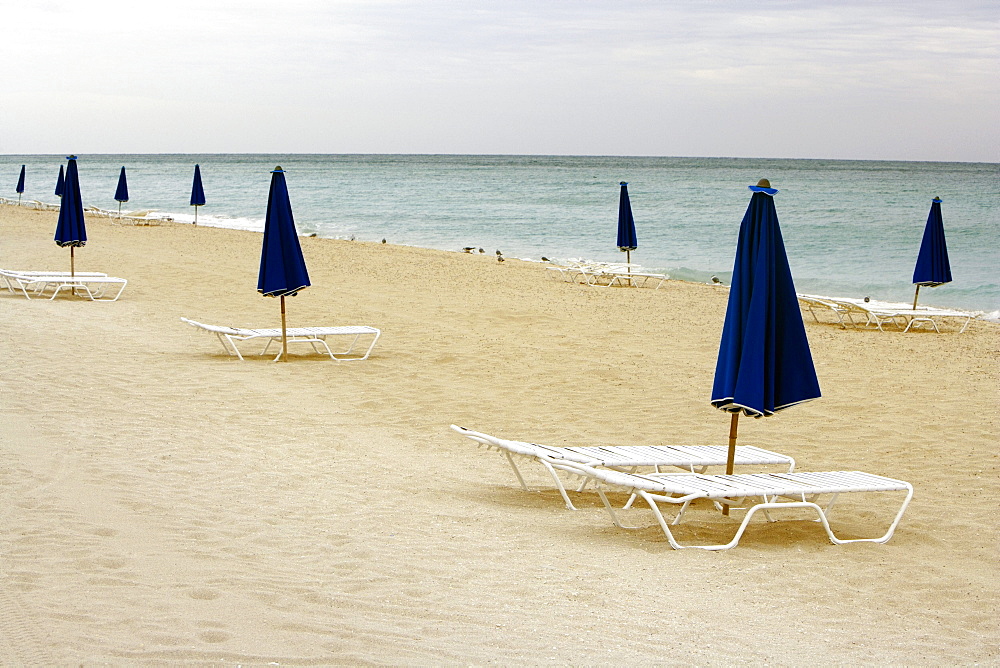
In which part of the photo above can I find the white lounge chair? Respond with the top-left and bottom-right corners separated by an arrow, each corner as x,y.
604,271 -> 669,289
450,425 -> 795,510
1,269 -> 108,293
798,294 -> 852,328
831,298 -> 976,334
0,270 -> 126,301
181,318 -> 381,361
547,459 -> 913,550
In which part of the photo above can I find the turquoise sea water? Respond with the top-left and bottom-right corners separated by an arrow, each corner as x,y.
3,154 -> 998,315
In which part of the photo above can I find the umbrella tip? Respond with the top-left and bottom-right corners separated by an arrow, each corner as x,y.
272,166 -> 284,173
66,155 -> 77,160
749,178 -> 778,195
620,181 -> 628,186
933,196 -> 942,202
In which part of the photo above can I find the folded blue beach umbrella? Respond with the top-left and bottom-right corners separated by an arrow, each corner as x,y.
617,181 -> 638,265
911,197 -> 951,308
55,164 -> 65,198
258,166 -> 311,360
711,179 -> 820,489
16,165 -> 25,204
190,164 -> 206,224
114,166 -> 129,217
54,156 -> 87,279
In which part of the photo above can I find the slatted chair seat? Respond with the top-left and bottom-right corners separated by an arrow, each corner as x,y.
450,425 -> 795,511
181,318 -> 380,361
548,459 -> 913,551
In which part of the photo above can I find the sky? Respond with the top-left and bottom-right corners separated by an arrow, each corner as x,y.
1,1 -> 997,161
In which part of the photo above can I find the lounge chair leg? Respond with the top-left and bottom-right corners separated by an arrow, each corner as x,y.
671,499 -> 694,525
538,458 -> 579,511
596,488 -> 642,530
502,452 -> 532,492
219,333 -> 245,360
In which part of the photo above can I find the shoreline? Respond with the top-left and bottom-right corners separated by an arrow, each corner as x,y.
5,199 -> 995,320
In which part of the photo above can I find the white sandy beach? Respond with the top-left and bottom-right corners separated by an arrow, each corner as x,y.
1,203 -> 998,665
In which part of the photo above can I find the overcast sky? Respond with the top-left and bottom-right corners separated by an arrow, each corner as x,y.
1,1 -> 997,161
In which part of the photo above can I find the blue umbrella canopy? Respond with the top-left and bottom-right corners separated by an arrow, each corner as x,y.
190,164 -> 206,206
55,164 -> 65,197
711,179 -> 819,495
258,166 -> 310,361
190,164 -> 206,224
912,197 -> 952,289
258,167 -> 310,298
617,181 -> 637,252
54,156 -> 87,248
114,166 -> 129,203
712,180 -> 819,418
16,164 -> 25,194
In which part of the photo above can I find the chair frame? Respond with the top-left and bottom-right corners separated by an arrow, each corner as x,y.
549,459 -> 913,550
451,425 -> 796,511
1,270 -> 126,301
798,294 -> 976,334
181,318 -> 381,361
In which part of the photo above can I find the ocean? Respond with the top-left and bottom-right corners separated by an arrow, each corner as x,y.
3,154 -> 998,315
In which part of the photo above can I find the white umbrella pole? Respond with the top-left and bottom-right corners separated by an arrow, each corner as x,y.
280,295 -> 288,362
70,247 -> 76,296
723,412 -> 739,516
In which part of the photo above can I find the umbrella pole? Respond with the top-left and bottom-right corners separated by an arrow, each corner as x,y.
280,295 -> 288,362
912,285 -> 920,310
118,202 -> 122,219
70,247 -> 76,296
723,412 -> 739,516
194,205 -> 199,225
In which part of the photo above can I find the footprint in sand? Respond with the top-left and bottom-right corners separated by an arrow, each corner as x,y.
188,588 -> 222,601
198,630 -> 231,643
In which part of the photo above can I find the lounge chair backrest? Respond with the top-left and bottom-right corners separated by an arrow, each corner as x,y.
180,317 -> 246,336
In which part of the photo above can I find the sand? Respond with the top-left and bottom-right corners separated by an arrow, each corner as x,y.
1,203 -> 997,665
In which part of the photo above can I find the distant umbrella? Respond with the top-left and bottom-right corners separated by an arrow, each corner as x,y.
258,166 -> 310,361
114,166 -> 129,218
617,181 -> 638,264
190,164 -> 206,224
54,156 -> 87,288
16,165 -> 25,205
55,164 -> 65,198
711,179 -> 820,513
911,197 -> 952,309
616,181 -> 638,286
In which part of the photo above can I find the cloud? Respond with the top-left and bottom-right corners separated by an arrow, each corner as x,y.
1,0 -> 996,160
